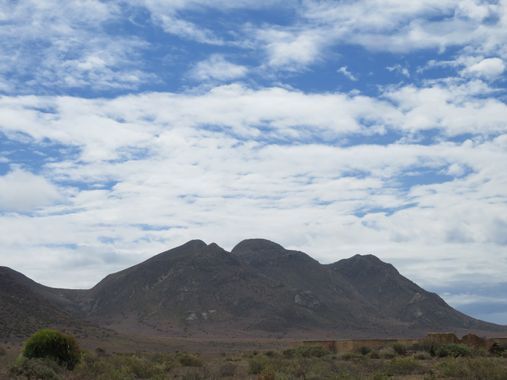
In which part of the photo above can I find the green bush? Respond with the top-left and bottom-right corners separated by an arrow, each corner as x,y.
9,357 -> 62,380
434,343 -> 471,358
296,345 -> 329,358
23,329 -> 80,370
358,346 -> 371,355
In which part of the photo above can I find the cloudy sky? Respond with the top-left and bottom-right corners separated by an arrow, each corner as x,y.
1,0 -> 507,324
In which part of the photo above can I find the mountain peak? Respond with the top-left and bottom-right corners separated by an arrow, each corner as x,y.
231,238 -> 284,254
334,253 -> 398,273
349,254 -> 385,264
182,239 -> 207,248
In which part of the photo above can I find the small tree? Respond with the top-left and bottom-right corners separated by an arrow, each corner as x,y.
23,328 -> 80,370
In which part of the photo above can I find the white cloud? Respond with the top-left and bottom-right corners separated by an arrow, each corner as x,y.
446,163 -> 466,177
464,57 -> 506,80
255,28 -> 326,69
337,66 -> 357,81
0,85 -> 401,157
0,82 -> 506,291
386,64 -> 410,78
384,80 -> 507,135
190,55 -> 248,82
138,0 -> 288,45
248,1 -> 507,70
2,1 -> 506,87
0,168 -> 61,211
0,0 -> 151,91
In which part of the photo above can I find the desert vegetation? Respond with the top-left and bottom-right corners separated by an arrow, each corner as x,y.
1,330 -> 507,379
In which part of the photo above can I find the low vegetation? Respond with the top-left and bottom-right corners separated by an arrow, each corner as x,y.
22,329 -> 81,370
2,333 -> 507,379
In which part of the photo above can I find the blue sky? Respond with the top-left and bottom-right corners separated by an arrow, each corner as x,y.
1,0 -> 507,324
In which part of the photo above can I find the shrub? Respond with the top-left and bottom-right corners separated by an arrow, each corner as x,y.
434,343 -> 471,358
248,358 -> 264,374
0,345 -> 6,356
296,345 -> 329,358
392,343 -> 407,356
178,353 -> 202,367
414,351 -> 431,360
358,346 -> 371,355
282,348 -> 296,358
437,357 -> 507,379
23,329 -> 80,370
124,355 -> 159,378
340,351 -> 362,360
384,357 -> 423,375
378,347 -> 396,359
369,350 -> 380,359
489,343 -> 505,356
9,357 -> 62,380
220,363 -> 237,377
259,371 -> 275,380
372,373 -> 390,380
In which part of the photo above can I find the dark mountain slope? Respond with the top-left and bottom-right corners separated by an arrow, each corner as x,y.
81,240 -> 299,335
0,267 -> 90,339
231,239 -> 389,334
330,254 -> 505,333
81,240 -> 376,337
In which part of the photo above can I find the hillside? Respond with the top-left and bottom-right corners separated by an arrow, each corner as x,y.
0,267 -> 95,339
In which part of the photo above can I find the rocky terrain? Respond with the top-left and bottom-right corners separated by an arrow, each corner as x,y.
1,239 -> 506,340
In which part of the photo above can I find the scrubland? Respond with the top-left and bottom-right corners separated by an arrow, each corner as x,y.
1,337 -> 507,380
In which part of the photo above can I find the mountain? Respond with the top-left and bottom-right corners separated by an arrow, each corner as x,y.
330,254 -> 501,333
0,267 -> 99,339
1,239 -> 505,340
82,239 -> 379,337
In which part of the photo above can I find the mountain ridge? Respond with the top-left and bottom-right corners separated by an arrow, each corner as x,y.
1,239 -> 505,340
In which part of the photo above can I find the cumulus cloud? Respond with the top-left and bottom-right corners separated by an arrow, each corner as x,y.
0,168 -> 61,211
464,57 -> 506,80
255,28 -> 327,69
189,55 -> 248,82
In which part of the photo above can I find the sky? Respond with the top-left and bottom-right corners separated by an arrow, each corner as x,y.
0,0 -> 506,324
